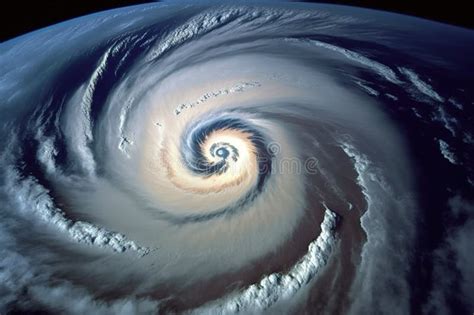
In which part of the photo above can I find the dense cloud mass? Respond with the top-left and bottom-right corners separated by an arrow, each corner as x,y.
0,2 -> 473,314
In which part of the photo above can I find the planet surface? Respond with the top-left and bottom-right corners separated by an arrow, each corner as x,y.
1,2 -> 473,314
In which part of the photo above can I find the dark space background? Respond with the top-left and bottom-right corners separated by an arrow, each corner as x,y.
0,0 -> 473,42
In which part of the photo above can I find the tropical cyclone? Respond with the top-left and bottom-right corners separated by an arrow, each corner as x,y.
0,2 -> 473,315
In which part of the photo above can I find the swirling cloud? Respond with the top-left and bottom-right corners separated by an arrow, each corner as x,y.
1,2 -> 473,315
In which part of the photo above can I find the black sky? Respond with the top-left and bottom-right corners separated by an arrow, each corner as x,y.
1,1 -> 472,42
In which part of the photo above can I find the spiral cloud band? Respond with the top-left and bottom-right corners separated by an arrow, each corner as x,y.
1,2 -> 474,314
